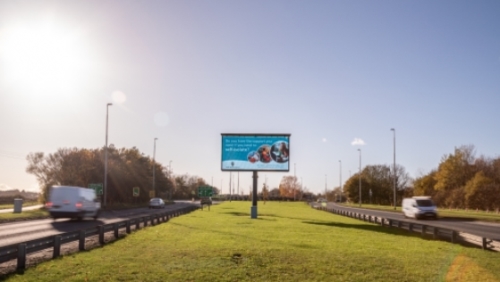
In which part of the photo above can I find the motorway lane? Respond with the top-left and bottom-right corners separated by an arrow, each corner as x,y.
316,202 -> 500,241
0,202 -> 198,247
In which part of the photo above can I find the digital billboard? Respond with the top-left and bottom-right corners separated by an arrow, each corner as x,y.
221,134 -> 290,171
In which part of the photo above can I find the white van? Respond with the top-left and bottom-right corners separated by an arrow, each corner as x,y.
46,186 -> 101,220
402,196 -> 438,219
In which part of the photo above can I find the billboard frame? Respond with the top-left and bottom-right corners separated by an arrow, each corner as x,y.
220,133 -> 291,172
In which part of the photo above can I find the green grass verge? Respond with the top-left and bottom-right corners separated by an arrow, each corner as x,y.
0,209 -> 49,223
342,203 -> 500,223
4,202 -> 500,281
0,202 -> 40,210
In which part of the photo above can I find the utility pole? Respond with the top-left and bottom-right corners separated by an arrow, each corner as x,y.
391,128 -> 397,210
325,174 -> 327,200
153,137 -> 158,197
294,163 -> 296,201
339,160 -> 342,202
104,103 -> 112,207
358,148 -> 362,207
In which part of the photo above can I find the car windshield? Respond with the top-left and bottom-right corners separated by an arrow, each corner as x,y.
416,200 -> 434,207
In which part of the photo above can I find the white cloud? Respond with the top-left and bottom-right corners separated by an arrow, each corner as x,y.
351,138 -> 366,146
112,90 -> 127,104
0,183 -> 13,191
0,183 -> 40,192
28,183 -> 40,193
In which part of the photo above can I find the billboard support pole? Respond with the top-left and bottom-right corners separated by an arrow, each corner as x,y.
251,170 -> 258,219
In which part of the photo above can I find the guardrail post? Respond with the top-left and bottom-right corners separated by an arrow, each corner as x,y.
409,223 -> 413,232
114,223 -> 119,238
144,217 -> 148,227
381,218 -> 385,227
397,221 -> 402,228
126,220 -> 131,234
451,231 -> 456,243
482,238 -> 487,250
53,235 -> 61,258
433,227 -> 438,239
387,219 -> 392,227
79,230 -> 86,251
99,225 -> 105,245
17,243 -> 26,271
421,225 -> 426,236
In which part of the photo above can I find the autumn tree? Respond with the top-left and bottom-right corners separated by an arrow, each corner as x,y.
434,145 -> 476,192
464,171 -> 500,210
279,175 -> 301,200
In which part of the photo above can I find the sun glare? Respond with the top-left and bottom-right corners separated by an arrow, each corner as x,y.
0,20 -> 89,94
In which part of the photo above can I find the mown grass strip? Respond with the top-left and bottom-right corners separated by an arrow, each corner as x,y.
0,209 -> 49,223
4,202 -> 500,282
0,202 -> 40,210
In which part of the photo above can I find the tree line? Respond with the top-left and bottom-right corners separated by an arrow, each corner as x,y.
275,145 -> 500,210
413,145 -> 500,210
26,146 -> 214,204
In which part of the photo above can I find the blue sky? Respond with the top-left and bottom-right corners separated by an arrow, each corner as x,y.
1,1 -> 499,194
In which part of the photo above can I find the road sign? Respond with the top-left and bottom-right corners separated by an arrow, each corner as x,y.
149,190 -> 155,198
89,183 -> 103,195
198,186 -> 213,197
133,187 -> 140,197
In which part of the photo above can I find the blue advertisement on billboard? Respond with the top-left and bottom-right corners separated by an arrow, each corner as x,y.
221,134 -> 290,171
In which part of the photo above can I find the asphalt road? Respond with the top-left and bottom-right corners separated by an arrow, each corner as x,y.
316,202 -> 500,241
0,202 -> 199,247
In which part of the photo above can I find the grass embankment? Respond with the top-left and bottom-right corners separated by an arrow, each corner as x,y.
342,203 -> 500,223
0,209 -> 49,223
5,202 -> 500,281
0,202 -> 40,210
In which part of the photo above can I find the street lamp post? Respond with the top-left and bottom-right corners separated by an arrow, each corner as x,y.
325,174 -> 327,200
391,128 -> 396,210
153,137 -> 158,197
358,148 -> 362,207
104,103 -> 112,207
168,160 -> 173,200
339,160 -> 342,202
294,163 -> 296,201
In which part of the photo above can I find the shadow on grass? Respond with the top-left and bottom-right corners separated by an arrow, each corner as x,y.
224,211 -> 248,216
222,212 -> 278,221
301,220 -> 484,250
438,216 -> 477,222
302,220 -> 407,235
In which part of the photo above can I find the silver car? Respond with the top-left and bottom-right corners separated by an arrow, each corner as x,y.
149,198 -> 165,209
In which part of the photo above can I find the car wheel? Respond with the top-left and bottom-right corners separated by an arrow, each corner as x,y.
93,210 -> 100,220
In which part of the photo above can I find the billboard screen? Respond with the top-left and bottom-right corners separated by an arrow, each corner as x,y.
221,134 -> 290,171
